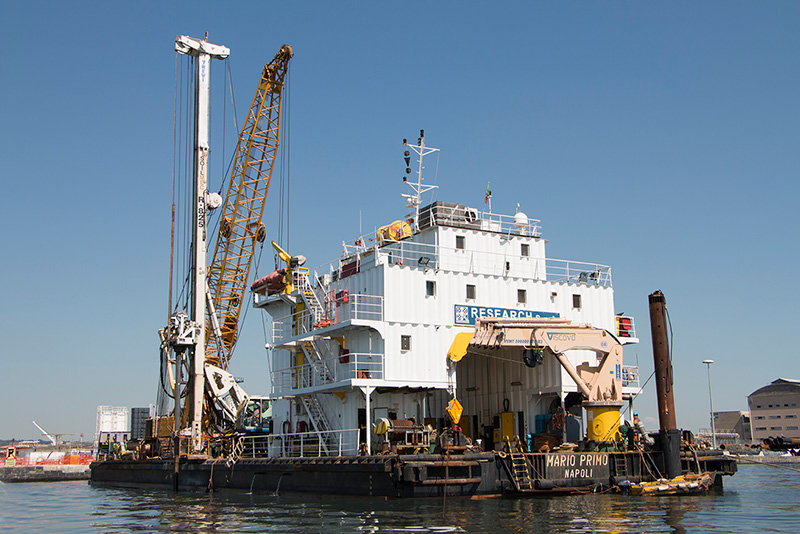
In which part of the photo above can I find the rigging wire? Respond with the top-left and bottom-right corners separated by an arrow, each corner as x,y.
207,58 -> 240,247
179,55 -> 194,313
665,301 -> 674,394
275,66 -> 292,252
169,50 -> 178,322
431,150 -> 440,204
221,57 -> 227,194
227,58 -> 240,137
217,58 -> 240,197
284,66 -> 291,251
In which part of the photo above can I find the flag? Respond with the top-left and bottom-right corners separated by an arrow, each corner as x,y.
485,183 -> 492,203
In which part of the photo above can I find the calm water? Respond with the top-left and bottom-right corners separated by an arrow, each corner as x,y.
1,464 -> 798,533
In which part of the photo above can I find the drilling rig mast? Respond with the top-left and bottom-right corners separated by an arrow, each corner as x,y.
162,38 -> 291,454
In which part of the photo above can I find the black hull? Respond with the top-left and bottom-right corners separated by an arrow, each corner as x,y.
90,451 -> 736,498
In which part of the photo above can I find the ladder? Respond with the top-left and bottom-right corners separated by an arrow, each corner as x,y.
504,436 -> 532,490
300,394 -> 332,455
226,436 -> 244,467
614,455 -> 628,477
509,452 -> 532,490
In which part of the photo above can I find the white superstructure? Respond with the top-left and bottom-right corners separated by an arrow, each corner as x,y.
254,133 -> 639,457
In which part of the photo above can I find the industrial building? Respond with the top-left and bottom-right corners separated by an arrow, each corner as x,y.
702,411 -> 752,445
747,378 -> 800,441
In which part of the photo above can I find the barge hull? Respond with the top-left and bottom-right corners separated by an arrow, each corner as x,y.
90,451 -> 736,497
0,465 -> 90,483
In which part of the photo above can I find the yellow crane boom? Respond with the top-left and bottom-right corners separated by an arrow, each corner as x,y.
205,45 -> 293,368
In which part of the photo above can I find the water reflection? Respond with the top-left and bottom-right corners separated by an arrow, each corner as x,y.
88,487 -> 469,533
3,466 -> 799,534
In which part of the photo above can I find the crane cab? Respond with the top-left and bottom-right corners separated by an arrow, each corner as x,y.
236,397 -> 273,434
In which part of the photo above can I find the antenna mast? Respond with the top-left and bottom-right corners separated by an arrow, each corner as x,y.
402,130 -> 439,230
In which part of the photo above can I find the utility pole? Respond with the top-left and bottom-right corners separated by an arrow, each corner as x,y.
703,359 -> 717,449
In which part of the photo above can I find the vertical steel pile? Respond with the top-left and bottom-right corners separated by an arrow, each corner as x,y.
648,290 -> 682,478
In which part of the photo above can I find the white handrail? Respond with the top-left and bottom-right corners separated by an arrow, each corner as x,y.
239,428 -> 361,458
271,352 -> 384,393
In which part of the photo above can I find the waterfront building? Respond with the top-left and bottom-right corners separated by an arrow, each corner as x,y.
747,379 -> 800,441
697,411 -> 751,445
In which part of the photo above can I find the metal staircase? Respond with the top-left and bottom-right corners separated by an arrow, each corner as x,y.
291,271 -> 336,386
294,271 -> 329,328
300,394 -> 332,455
301,340 -> 334,383
289,272 -> 337,455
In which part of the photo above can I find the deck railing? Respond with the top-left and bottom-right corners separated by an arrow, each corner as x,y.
622,365 -> 640,388
322,241 -> 612,287
272,352 -> 384,393
270,294 -> 383,344
240,428 -> 361,458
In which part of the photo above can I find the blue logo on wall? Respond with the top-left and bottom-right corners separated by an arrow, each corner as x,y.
454,305 -> 559,326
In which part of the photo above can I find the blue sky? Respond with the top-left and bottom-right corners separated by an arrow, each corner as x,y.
2,2 -> 798,441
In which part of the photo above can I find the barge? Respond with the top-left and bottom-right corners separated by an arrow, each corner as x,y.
90,35 -> 736,496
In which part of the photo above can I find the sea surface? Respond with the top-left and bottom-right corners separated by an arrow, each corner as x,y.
1,464 -> 798,533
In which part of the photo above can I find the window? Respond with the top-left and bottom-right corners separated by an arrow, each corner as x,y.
756,405 -> 763,409
401,335 -> 411,351
456,235 -> 465,250
755,416 -> 765,420
755,427 -> 767,431
770,426 -> 782,430
517,289 -> 527,304
521,244 -> 530,257
573,294 -> 582,309
466,284 -> 476,300
786,426 -> 799,430
426,281 -> 436,296
769,415 -> 782,419
785,414 -> 798,419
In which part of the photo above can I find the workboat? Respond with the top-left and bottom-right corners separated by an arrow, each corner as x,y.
90,36 -> 736,497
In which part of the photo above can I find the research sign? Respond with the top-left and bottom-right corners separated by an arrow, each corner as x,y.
453,304 -> 559,326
